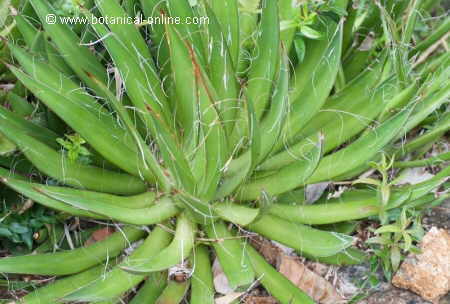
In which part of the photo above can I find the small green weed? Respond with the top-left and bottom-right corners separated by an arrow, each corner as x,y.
1,187 -> 57,253
56,133 -> 91,164
355,154 -> 426,280
367,207 -> 424,280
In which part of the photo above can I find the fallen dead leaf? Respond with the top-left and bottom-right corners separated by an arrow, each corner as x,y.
84,227 -> 115,246
279,256 -> 345,304
305,182 -> 330,204
18,199 -> 34,215
250,237 -> 282,266
124,239 -> 144,255
271,241 -> 294,256
251,236 -> 345,304
213,258 -> 234,295
358,32 -> 374,51
394,167 -> 434,186
243,295 -> 278,304
215,292 -> 244,304
306,261 -> 331,277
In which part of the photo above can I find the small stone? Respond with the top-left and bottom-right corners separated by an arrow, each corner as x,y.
392,227 -> 450,303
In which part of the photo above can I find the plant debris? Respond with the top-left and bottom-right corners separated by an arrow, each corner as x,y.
252,236 -> 345,304
84,227 -> 115,246
215,292 -> 244,304
213,258 -> 234,295
243,295 -> 278,304
279,256 -> 345,304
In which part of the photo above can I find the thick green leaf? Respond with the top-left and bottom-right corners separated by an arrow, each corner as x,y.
208,0 -> 239,67
0,118 -> 146,195
204,221 -> 254,290
284,17 -> 343,142
0,227 -> 144,275
167,0 -> 207,65
37,186 -> 179,225
238,133 -> 322,200
247,246 -> 314,304
215,89 -> 261,199
246,0 -> 279,120
190,245 -> 214,304
29,0 -> 108,92
307,108 -> 411,183
226,50 -> 289,175
63,226 -> 172,302
155,279 -> 190,304
121,213 -> 196,273
249,214 -> 354,258
18,264 -> 112,304
204,4 -> 240,137
166,24 -> 226,199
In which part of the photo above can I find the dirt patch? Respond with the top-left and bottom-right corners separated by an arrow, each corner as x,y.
423,200 -> 450,231
358,285 -> 450,304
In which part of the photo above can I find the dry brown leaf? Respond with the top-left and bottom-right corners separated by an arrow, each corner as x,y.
215,292 -> 244,304
305,182 -> 330,204
271,241 -> 294,255
358,33 -> 374,51
84,227 -> 115,246
250,237 -> 282,266
305,261 -> 331,277
212,258 -> 234,295
278,256 -> 345,304
393,167 -> 434,186
18,199 -> 34,215
251,236 -> 345,304
243,296 -> 278,304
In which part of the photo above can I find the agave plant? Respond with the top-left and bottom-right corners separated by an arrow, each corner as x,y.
0,0 -> 449,303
